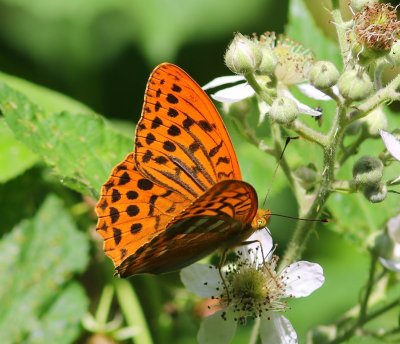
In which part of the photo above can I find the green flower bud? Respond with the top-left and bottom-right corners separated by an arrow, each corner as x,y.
363,182 -> 387,203
258,49 -> 278,75
388,40 -> 400,66
350,0 -> 378,13
225,33 -> 262,75
294,164 -> 318,191
227,99 -> 251,121
309,61 -> 340,89
310,325 -> 336,344
345,120 -> 363,136
352,155 -> 384,188
372,231 -> 395,258
338,69 -> 373,101
360,107 -> 387,137
269,97 -> 299,125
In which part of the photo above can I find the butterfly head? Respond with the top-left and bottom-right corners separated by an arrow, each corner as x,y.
252,209 -> 271,230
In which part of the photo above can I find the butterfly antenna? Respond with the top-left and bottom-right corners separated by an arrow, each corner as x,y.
269,212 -> 329,223
262,136 -> 299,208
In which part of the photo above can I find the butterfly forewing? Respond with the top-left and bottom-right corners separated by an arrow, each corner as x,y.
115,180 -> 258,276
135,63 -> 242,198
96,63 -> 260,277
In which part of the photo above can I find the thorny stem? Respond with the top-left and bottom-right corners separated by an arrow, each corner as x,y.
290,119 -> 328,147
328,297 -> 400,344
281,104 -> 348,266
349,73 -> 400,122
331,9 -> 350,64
245,72 -> 274,105
358,255 -> 378,323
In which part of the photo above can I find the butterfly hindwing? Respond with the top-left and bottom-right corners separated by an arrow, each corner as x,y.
115,180 -> 258,276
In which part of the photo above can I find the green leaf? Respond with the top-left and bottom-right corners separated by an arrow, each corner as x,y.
0,118 -> 38,183
0,195 -> 89,343
0,82 -> 132,197
286,0 -> 342,67
26,283 -> 88,344
327,191 -> 400,245
0,71 -> 94,114
344,336 -> 386,344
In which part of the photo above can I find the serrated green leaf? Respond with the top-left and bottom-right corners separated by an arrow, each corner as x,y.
0,195 -> 89,343
0,118 -> 38,183
0,82 -> 132,197
286,0 -> 342,67
0,71 -> 94,114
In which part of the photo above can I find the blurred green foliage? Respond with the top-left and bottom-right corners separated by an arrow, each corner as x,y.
0,195 -> 89,343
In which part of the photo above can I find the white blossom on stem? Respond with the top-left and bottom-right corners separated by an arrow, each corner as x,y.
180,231 -> 324,344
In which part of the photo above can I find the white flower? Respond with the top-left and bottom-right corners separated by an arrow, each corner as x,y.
203,33 -> 337,123
180,231 -> 325,344
380,129 -> 400,184
379,214 -> 400,271
380,129 -> 400,161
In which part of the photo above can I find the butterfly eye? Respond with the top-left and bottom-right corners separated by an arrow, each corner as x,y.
257,218 -> 266,228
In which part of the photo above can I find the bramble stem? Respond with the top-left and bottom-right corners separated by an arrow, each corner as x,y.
245,73 -> 274,105
290,119 -> 328,147
281,103 -> 348,265
358,255 -> 378,324
349,73 -> 400,122
331,9 -> 350,64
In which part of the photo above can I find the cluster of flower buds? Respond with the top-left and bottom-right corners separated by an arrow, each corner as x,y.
220,1 -> 399,126
221,32 -> 322,125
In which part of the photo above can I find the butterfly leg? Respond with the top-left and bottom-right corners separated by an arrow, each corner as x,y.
240,239 -> 264,258
217,249 -> 231,303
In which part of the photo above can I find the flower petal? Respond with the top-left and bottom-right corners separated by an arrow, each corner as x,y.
388,214 -> 400,243
258,101 -> 271,124
379,256 -> 400,272
281,261 -> 324,298
211,83 -> 255,103
380,130 -> 400,161
197,309 -> 237,344
260,313 -> 298,344
237,229 -> 273,265
280,89 -> 322,117
202,75 -> 246,90
390,175 -> 400,184
180,263 -> 223,297
297,83 -> 332,101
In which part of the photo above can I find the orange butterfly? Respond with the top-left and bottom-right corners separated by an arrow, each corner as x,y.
96,63 -> 270,277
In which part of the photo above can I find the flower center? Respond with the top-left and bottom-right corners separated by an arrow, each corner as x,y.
354,3 -> 400,51
219,253 -> 288,324
256,32 -> 314,85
